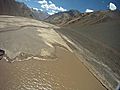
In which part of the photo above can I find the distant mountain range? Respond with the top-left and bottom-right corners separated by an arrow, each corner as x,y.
0,0 -> 120,25
45,9 -> 120,26
0,0 -> 49,20
31,9 -> 49,20
44,10 -> 82,26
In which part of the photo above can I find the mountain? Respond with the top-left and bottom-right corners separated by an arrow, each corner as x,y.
44,10 -> 82,26
55,10 -> 120,90
65,10 -> 120,27
31,9 -> 49,20
45,9 -> 120,26
0,0 -> 33,18
0,0 -> 49,20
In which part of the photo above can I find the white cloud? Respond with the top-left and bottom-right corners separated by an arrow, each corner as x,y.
58,7 -> 67,12
40,9 -> 43,11
48,3 -> 56,10
109,3 -> 117,11
38,0 -> 47,4
48,12 -> 56,15
48,10 -> 58,15
33,8 -> 39,11
49,1 -> 52,4
41,4 -> 49,10
85,9 -> 94,13
32,8 -> 43,12
38,0 -> 67,15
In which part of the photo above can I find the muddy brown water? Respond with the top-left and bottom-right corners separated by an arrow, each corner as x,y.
0,47 -> 106,90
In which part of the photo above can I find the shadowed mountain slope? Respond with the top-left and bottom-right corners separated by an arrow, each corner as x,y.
0,0 -> 49,20
31,9 -> 49,20
65,10 -> 120,27
44,10 -> 82,26
45,9 -> 120,26
55,9 -> 120,90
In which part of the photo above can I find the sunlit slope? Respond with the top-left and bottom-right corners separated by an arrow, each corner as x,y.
0,15 -> 71,61
0,15 -> 106,90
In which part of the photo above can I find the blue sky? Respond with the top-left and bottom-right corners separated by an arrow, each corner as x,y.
16,0 -> 120,15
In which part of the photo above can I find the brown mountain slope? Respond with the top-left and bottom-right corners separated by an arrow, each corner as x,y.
44,10 -> 82,26
45,10 -> 120,26
65,10 -> 120,27
55,10 -> 120,90
0,0 -> 33,18
0,0 -> 49,20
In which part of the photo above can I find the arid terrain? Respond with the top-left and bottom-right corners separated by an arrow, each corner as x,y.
54,12 -> 120,90
0,0 -> 49,20
0,0 -> 120,89
55,20 -> 120,90
0,15 -> 107,90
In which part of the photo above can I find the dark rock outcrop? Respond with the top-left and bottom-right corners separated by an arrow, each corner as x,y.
0,49 -> 5,60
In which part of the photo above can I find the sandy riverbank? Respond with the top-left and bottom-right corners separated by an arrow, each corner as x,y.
0,15 -> 107,90
0,47 -> 106,90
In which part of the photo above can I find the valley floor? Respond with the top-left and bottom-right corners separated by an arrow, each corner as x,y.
0,15 -> 107,90
0,47 -> 106,90
55,21 -> 120,90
